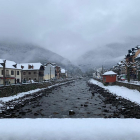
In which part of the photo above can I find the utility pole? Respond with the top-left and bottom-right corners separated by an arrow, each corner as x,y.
3,60 -> 6,86
0,60 -> 6,86
50,66 -> 51,80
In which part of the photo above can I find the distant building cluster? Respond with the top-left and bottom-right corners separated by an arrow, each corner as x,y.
0,59 -> 68,85
112,45 -> 140,80
93,45 -> 140,83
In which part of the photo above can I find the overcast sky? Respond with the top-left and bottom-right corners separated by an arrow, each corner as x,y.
0,0 -> 140,62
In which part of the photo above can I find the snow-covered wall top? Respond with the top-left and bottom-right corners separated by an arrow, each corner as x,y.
103,71 -> 117,75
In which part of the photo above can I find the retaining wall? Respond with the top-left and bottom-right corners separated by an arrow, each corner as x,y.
116,81 -> 140,92
0,79 -> 74,98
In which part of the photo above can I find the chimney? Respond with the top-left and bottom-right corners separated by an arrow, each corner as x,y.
128,50 -> 131,53
132,48 -> 134,51
28,64 -> 32,69
21,65 -> 24,69
13,64 -> 17,68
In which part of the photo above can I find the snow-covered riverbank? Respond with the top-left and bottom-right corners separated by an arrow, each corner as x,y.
0,80 -> 75,107
89,79 -> 140,105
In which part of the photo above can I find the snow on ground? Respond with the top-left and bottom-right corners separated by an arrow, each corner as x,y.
89,79 -> 140,105
0,81 -> 73,107
0,119 -> 140,140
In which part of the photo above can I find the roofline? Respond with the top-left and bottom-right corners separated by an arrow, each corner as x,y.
102,74 -> 117,76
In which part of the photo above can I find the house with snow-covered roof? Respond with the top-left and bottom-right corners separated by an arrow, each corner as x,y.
102,71 -> 117,84
60,68 -> 67,78
0,59 -> 21,85
17,62 -> 44,82
125,45 -> 140,79
125,46 -> 140,63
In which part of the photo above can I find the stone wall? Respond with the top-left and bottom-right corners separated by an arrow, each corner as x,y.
116,81 -> 140,92
0,79 -> 74,98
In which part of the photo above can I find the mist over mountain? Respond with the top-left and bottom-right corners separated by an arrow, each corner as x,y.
0,42 -> 82,75
76,40 -> 140,72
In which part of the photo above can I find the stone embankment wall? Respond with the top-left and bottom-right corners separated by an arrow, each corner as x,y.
116,82 -> 140,92
0,79 -> 74,98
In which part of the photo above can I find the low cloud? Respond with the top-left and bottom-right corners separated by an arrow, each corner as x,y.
0,0 -> 140,67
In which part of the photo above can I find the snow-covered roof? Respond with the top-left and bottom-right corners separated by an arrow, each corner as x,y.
118,62 -> 122,65
17,63 -> 43,70
103,71 -> 117,76
0,59 -> 21,69
46,63 -> 55,67
61,68 -> 66,73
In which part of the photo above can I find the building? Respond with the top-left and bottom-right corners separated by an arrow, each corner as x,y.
102,71 -> 117,84
44,63 -> 55,80
60,68 -> 67,78
55,66 -> 61,79
93,68 -> 102,79
17,63 -> 44,82
0,59 -> 21,85
125,46 -> 140,79
125,46 -> 140,63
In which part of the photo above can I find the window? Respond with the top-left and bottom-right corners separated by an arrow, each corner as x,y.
11,70 -> 14,75
17,71 -> 19,75
23,72 -> 26,75
1,70 -> 3,75
28,72 -> 31,75
34,72 -> 36,74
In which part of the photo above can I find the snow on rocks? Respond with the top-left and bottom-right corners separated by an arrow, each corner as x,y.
0,80 -> 74,103
0,80 -> 75,113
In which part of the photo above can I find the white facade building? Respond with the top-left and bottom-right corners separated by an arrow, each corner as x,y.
44,63 -> 55,80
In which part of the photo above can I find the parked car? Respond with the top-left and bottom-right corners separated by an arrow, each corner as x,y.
120,77 -> 125,81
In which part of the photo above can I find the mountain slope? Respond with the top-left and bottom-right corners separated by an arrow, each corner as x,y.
0,42 -> 82,75
76,43 -> 132,71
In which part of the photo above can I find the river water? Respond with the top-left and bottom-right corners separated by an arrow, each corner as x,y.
11,78 -> 119,118
1,78 -> 140,118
